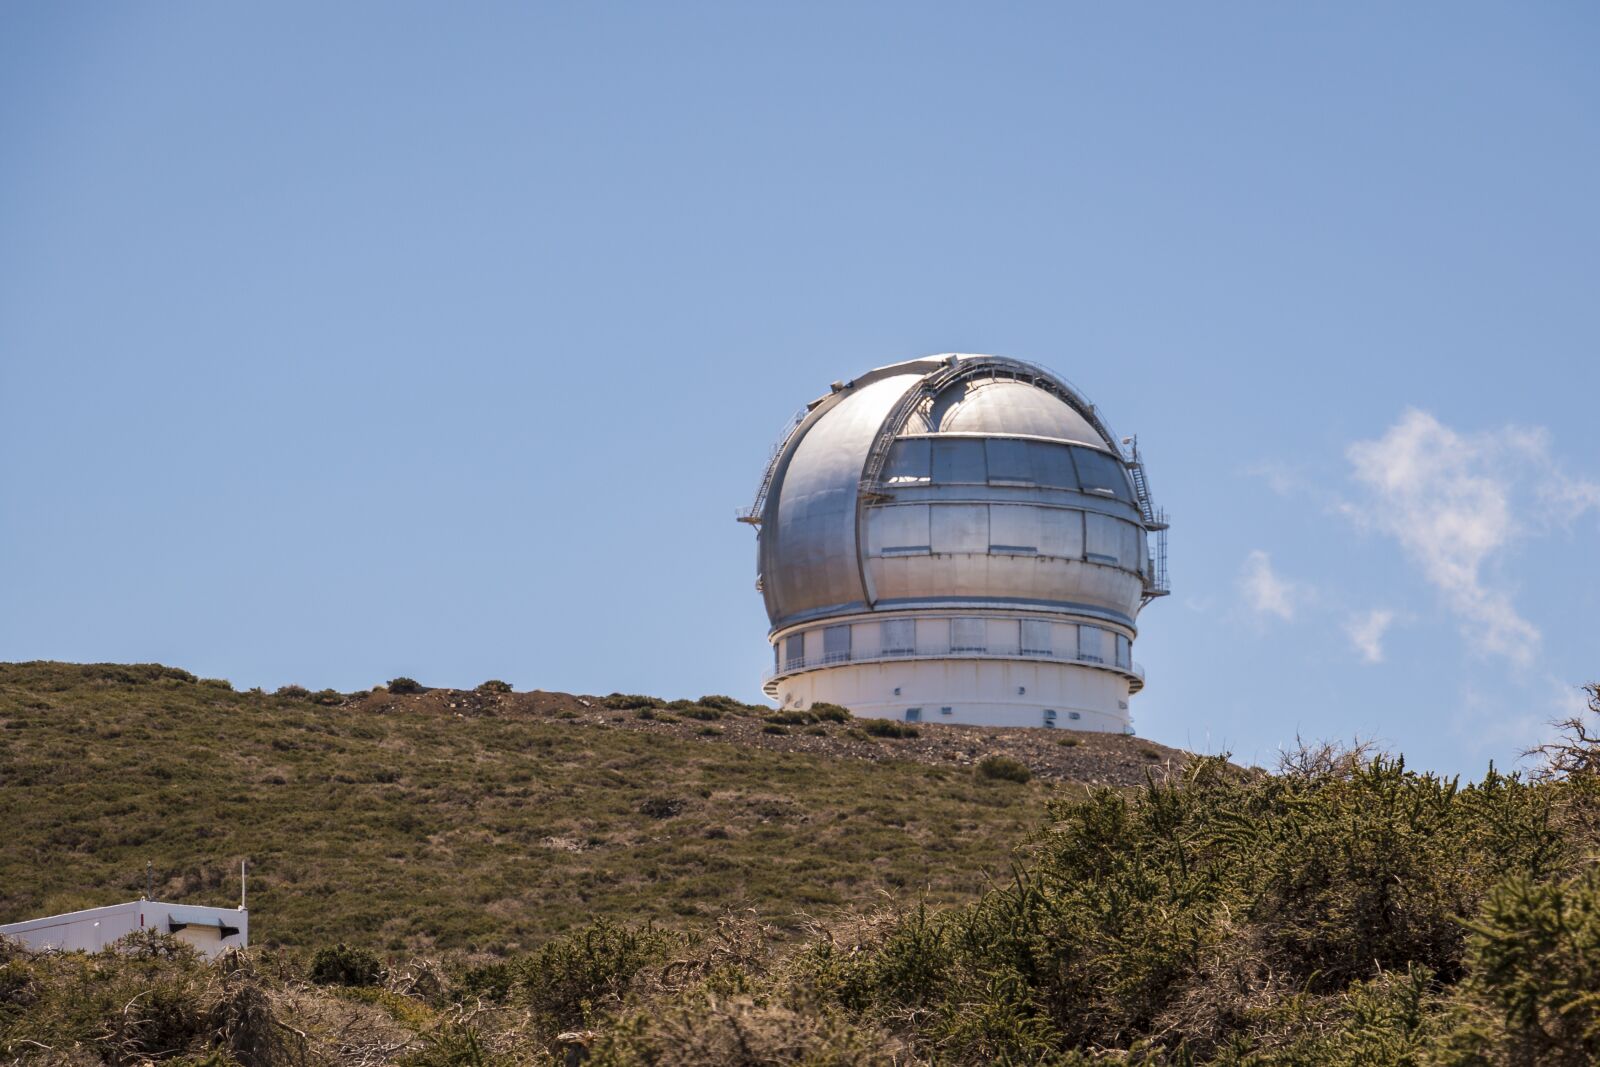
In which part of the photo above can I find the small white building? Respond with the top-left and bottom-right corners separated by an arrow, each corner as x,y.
0,899 -> 248,960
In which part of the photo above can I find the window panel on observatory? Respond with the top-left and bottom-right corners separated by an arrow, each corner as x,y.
1038,508 -> 1085,559
931,504 -> 988,554
785,633 -> 805,670
869,504 -> 930,555
883,438 -> 931,484
988,504 -> 1040,554
823,625 -> 851,663
1030,442 -> 1079,490
951,617 -> 987,652
1021,619 -> 1052,655
881,618 -> 915,655
985,438 -> 1032,484
1085,512 -> 1125,565
931,439 -> 986,484
1072,447 -> 1135,503
1119,522 -> 1140,569
1116,634 -> 1132,669
1079,625 -> 1106,663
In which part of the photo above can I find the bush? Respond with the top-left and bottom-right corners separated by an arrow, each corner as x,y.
976,755 -> 1032,783
811,702 -> 853,723
766,711 -> 813,726
275,684 -> 310,699
387,677 -> 423,695
697,695 -> 747,712
862,719 -> 919,739
796,752 -> 1581,1060
310,688 -> 344,706
1438,869 -> 1600,1062
309,943 -> 384,986
476,679 -> 513,694
679,706 -> 724,721
604,693 -> 662,710
511,921 -> 678,1036
763,724 -> 790,735
639,796 -> 683,819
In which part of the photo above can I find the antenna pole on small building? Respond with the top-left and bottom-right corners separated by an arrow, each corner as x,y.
240,860 -> 247,911
144,861 -> 152,901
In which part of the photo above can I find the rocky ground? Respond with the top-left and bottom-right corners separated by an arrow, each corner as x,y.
351,684 -> 1203,787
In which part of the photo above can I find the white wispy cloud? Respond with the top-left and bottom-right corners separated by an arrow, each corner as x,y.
1240,549 -> 1299,621
1343,409 -> 1599,666
1345,609 -> 1395,664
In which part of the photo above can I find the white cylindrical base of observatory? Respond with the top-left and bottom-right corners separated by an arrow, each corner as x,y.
771,658 -> 1132,733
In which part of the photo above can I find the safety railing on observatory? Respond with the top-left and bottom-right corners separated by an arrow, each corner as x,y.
764,646 -> 1145,687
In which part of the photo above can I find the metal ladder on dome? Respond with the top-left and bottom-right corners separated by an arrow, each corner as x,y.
737,405 -> 810,526
1123,436 -> 1171,602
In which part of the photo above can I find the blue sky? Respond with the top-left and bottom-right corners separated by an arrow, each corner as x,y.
2,3 -> 1595,778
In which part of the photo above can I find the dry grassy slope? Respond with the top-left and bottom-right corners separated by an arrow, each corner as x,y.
0,662 -> 1194,957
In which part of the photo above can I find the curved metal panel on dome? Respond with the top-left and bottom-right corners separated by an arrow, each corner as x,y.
927,379 -> 1106,445
762,370 -> 929,626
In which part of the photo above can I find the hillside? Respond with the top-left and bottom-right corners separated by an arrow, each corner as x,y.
0,661 -> 1193,954
3,681 -> 1599,1065
3,665 -> 1598,1064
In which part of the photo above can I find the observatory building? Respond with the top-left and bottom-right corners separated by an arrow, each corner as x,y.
739,354 -> 1168,732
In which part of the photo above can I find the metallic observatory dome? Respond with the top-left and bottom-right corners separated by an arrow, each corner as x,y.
739,354 -> 1169,732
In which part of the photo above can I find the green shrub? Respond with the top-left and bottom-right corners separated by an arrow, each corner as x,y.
1439,869 -> 1600,1063
476,679 -> 513,694
697,695 -> 746,712
511,921 -> 678,1035
310,688 -> 344,706
309,943 -> 385,986
763,724 -> 790,735
976,755 -> 1031,783
766,711 -> 813,726
603,693 -> 662,709
1057,736 -> 1080,747
862,719 -> 919,739
457,959 -> 516,1003
387,677 -> 423,695
399,1023 -> 505,1067
811,703 -> 853,723
639,796 -> 683,819
798,753 -> 1578,1060
679,706 -> 723,721
275,684 -> 310,699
